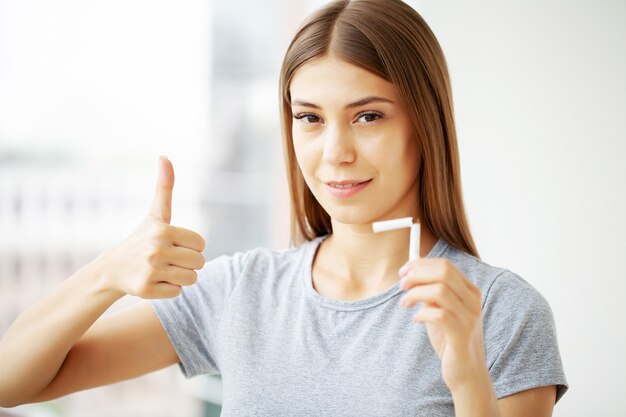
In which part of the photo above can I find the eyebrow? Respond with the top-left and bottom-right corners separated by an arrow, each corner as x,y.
290,96 -> 394,109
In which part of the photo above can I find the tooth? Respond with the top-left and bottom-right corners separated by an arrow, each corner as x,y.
330,182 -> 361,189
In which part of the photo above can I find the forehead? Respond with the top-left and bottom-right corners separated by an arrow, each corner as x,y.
290,55 -> 397,104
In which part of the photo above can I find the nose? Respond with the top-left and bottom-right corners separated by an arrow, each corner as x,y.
321,123 -> 356,165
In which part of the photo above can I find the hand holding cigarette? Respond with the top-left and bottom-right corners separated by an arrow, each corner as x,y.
373,217 -> 487,393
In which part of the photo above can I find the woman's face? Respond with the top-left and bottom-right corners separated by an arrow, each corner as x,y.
290,54 -> 421,227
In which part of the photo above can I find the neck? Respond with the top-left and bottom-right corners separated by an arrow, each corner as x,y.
317,219 -> 438,292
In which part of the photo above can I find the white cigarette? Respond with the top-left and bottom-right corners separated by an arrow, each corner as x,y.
372,217 -> 412,233
372,217 -> 421,260
409,223 -> 420,261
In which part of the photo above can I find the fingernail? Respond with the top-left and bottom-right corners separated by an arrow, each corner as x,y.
399,295 -> 407,307
398,277 -> 406,290
158,155 -> 169,181
399,263 -> 409,277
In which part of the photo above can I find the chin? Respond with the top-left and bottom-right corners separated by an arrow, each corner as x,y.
322,203 -> 380,226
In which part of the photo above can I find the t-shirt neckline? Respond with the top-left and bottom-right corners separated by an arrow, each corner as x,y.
303,234 -> 449,311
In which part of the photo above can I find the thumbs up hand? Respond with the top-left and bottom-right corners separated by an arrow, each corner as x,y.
97,156 -> 206,299
149,155 -> 175,224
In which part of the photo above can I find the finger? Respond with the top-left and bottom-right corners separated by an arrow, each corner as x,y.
161,265 -> 198,287
400,259 -> 475,309
169,226 -> 206,252
149,155 -> 175,224
412,303 -> 462,332
399,283 -> 465,317
146,282 -> 182,299
166,246 -> 206,270
155,283 -> 182,298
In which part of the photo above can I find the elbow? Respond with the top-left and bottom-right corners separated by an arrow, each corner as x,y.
0,391 -> 34,408
0,392 -> 47,408
0,397 -> 22,409
0,383 -> 30,408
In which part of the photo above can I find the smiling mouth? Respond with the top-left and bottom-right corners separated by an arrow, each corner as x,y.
325,179 -> 372,189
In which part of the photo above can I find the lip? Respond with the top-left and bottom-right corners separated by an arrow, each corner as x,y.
324,179 -> 372,198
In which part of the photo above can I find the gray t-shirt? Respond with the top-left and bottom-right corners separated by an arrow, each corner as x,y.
151,235 -> 568,416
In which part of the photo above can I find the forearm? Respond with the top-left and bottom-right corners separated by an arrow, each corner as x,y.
451,370 -> 501,417
0,254 -> 123,407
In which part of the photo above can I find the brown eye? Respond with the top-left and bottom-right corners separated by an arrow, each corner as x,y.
356,112 -> 383,124
294,113 -> 321,124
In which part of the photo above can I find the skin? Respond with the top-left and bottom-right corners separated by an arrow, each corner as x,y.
290,54 -> 557,416
0,158 -> 196,406
0,56 -> 557,416
290,54 -> 438,299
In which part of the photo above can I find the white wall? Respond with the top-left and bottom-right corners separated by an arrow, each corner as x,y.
0,1 -> 212,416
418,1 -> 626,416
2,0 -> 624,415
0,0 -> 213,200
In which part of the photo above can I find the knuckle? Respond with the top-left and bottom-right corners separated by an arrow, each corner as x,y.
132,281 -> 152,297
169,286 -> 182,298
440,259 -> 452,275
435,283 -> 447,297
434,309 -> 448,322
196,254 -> 206,269
151,222 -> 170,239
473,285 -> 482,297
145,266 -> 162,283
146,247 -> 163,266
188,270 -> 198,285
402,294 -> 413,305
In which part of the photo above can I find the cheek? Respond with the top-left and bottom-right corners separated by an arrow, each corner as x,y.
377,131 -> 419,184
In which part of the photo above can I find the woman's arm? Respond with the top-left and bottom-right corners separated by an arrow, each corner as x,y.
450,373 -> 556,417
0,260 -> 178,406
28,300 -> 178,404
398,258 -> 563,416
498,385 -> 556,417
0,157 -> 205,407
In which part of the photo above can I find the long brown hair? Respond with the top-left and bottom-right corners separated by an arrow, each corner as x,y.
279,0 -> 479,258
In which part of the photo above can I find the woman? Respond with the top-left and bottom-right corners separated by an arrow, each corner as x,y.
0,0 -> 568,415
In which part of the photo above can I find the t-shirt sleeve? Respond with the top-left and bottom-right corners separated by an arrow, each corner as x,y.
150,251 -> 248,378
482,271 -> 569,403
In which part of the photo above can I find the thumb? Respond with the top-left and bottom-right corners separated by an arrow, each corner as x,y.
149,155 -> 175,224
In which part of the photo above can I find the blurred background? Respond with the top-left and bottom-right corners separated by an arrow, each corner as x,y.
0,0 -> 624,416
